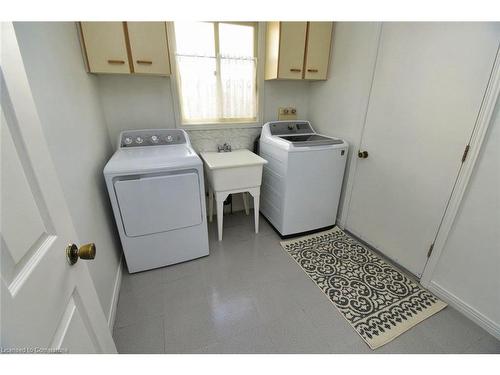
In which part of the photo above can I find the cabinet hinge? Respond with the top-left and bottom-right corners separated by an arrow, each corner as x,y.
461,144 -> 470,163
427,243 -> 435,258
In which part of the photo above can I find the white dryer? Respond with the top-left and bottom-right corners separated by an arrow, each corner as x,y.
104,129 -> 209,273
259,121 -> 348,236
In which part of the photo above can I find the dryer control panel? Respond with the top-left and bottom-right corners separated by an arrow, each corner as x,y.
269,121 -> 315,136
120,129 -> 186,148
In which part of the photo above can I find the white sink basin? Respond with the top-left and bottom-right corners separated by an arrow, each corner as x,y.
200,149 -> 268,241
200,149 -> 268,191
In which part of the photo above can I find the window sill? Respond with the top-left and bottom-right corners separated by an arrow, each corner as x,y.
179,122 -> 263,131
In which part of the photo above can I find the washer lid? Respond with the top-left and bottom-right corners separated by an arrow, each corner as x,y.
104,145 -> 201,175
278,134 -> 343,147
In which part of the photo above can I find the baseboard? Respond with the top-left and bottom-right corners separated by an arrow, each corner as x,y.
107,255 -> 123,330
427,281 -> 500,340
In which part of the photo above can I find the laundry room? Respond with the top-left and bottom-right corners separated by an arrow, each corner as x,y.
1,1 -> 500,368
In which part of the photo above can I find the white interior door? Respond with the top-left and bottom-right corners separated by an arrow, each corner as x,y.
0,23 -> 116,353
345,23 -> 500,277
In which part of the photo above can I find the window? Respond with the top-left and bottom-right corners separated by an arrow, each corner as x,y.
173,22 -> 258,125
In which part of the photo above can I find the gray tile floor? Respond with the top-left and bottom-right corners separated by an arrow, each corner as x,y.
113,211 -> 500,354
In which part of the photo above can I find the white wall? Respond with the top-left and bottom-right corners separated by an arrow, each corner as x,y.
14,22 -> 122,323
98,75 -> 177,144
307,22 -> 381,224
429,99 -> 500,337
97,75 -> 311,151
263,80 -> 310,124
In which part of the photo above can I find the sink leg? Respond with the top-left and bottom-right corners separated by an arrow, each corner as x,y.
216,192 -> 226,241
252,191 -> 260,234
208,185 -> 214,222
242,192 -> 250,215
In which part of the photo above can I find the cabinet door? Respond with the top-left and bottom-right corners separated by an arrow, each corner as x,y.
80,22 -> 131,74
127,22 -> 171,75
278,22 -> 307,79
304,22 -> 333,80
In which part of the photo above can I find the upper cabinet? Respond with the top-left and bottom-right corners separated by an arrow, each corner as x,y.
80,22 -> 131,74
266,22 -> 308,80
79,22 -> 171,76
303,22 -> 333,80
127,22 -> 171,75
265,22 -> 333,81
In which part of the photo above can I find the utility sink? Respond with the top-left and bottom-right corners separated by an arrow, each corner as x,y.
200,149 -> 268,191
200,149 -> 268,241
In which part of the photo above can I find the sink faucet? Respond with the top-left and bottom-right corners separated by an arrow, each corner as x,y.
217,143 -> 232,152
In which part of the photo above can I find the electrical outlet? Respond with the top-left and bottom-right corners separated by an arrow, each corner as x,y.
278,106 -> 297,121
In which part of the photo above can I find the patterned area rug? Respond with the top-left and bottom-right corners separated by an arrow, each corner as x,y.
280,227 -> 447,349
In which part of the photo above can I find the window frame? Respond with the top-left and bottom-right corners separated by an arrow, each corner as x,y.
167,21 -> 264,130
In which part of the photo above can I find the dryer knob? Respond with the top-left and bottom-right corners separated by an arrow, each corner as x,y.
151,135 -> 159,143
135,137 -> 144,144
124,137 -> 133,145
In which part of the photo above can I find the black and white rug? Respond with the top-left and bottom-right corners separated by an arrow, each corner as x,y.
280,227 -> 447,349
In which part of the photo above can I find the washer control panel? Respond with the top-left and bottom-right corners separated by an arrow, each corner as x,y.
120,129 -> 187,148
269,121 -> 314,136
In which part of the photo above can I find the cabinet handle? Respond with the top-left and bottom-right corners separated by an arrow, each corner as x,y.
307,69 -> 318,73
107,59 -> 125,65
137,60 -> 153,65
290,68 -> 301,72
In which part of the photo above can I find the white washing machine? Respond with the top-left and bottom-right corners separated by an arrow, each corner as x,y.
259,121 -> 348,236
104,129 -> 209,273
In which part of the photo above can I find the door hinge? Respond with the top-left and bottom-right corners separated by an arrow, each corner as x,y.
427,243 -> 435,258
461,144 -> 470,163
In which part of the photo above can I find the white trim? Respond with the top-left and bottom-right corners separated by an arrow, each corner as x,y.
107,255 -> 123,330
166,21 -> 182,128
420,45 -> 500,286
427,281 -> 500,340
255,22 -> 266,128
167,21 -> 265,130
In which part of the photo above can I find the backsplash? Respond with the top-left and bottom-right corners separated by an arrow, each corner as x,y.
186,127 -> 262,153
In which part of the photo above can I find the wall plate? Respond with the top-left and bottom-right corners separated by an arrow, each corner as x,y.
278,106 -> 297,121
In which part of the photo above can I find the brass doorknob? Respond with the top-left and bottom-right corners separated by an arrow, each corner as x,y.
358,150 -> 369,159
66,243 -> 96,265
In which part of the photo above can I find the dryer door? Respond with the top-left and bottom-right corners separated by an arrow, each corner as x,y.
114,172 -> 202,237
